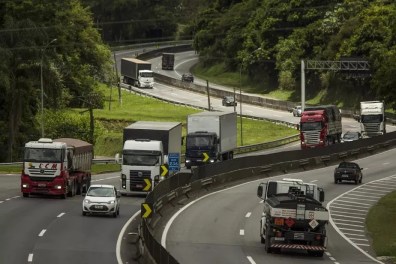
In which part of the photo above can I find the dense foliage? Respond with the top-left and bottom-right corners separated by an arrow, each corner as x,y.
191,0 -> 396,108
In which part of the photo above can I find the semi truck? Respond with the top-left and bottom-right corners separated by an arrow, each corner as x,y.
185,111 -> 237,169
119,121 -> 182,194
161,53 -> 175,70
21,138 -> 92,198
299,105 -> 342,149
121,58 -> 154,88
257,178 -> 328,257
359,101 -> 386,137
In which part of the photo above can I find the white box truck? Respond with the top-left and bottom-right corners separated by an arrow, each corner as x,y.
121,58 -> 154,88
185,111 -> 237,169
119,121 -> 182,194
359,101 -> 386,137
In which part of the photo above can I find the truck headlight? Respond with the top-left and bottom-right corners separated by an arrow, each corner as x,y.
54,185 -> 62,189
209,159 -> 215,163
22,183 -> 29,188
185,160 -> 191,163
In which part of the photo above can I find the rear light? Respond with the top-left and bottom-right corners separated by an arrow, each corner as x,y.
315,234 -> 322,240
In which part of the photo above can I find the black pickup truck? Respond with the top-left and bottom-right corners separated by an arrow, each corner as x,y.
334,161 -> 363,184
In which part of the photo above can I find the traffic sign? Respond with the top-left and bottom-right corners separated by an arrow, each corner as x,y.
285,217 -> 295,228
143,178 -> 151,191
168,153 -> 180,172
141,203 -> 153,218
160,164 -> 169,177
203,152 -> 209,162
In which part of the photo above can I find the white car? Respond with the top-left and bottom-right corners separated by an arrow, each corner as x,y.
292,106 -> 302,117
82,184 -> 120,217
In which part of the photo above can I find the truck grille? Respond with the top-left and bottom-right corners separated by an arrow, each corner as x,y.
303,131 -> 320,145
29,176 -> 55,182
28,168 -> 57,177
363,123 -> 380,134
129,170 -> 151,191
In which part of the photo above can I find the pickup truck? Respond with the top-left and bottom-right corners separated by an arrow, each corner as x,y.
334,161 -> 363,184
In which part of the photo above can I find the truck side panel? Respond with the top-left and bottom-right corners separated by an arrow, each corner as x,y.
219,112 -> 237,153
121,58 -> 151,80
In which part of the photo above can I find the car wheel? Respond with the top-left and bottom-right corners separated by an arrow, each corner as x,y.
82,211 -> 86,216
23,193 -> 29,198
355,178 -> 359,185
117,207 -> 120,216
113,211 -> 117,218
359,176 -> 363,184
334,178 -> 338,184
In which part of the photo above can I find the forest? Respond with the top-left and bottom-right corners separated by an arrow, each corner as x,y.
0,0 -> 394,162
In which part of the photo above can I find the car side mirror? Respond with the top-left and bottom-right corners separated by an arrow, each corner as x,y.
257,185 -> 263,198
116,191 -> 121,198
319,188 -> 325,202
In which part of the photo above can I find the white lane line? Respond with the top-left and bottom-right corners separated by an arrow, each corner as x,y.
355,243 -> 371,247
5,198 -> 11,201
247,256 -> 256,264
331,214 -> 365,220
57,212 -> 65,218
343,233 -> 366,237
344,193 -> 382,199
335,222 -> 365,228
368,181 -> 396,186
338,227 -> 365,232
240,229 -> 245,236
364,184 -> 396,190
357,187 -> 391,193
333,200 -> 372,206
331,210 -> 366,216
28,254 -> 33,262
325,251 -> 331,256
350,238 -> 369,241
383,162 -> 390,165
330,205 -> 368,212
341,196 -> 378,202
350,190 -> 383,197
11,196 -> 20,199
245,212 -> 252,218
329,257 -> 336,261
332,218 -> 364,224
310,180 -> 318,183
0,201 -> 3,204
38,229 -> 46,237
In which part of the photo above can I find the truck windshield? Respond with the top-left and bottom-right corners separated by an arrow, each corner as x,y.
140,72 -> 153,78
123,154 -> 160,166
361,114 -> 383,123
186,136 -> 214,147
300,122 -> 322,131
24,148 -> 62,163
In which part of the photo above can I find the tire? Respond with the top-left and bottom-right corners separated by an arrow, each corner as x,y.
113,212 -> 117,218
82,211 -> 86,216
308,250 -> 324,257
23,193 -> 29,198
186,165 -> 191,170
117,206 -> 120,216
355,178 -> 359,185
264,230 -> 271,253
334,178 -> 338,184
359,176 -> 363,184
260,236 -> 265,244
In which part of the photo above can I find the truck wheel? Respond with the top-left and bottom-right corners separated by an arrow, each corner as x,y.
308,250 -> 324,257
264,232 -> 271,253
260,236 -> 265,244
23,193 -> 29,198
82,211 -> 86,216
113,212 -> 117,218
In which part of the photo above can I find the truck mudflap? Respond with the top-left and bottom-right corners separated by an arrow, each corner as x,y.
270,244 -> 326,251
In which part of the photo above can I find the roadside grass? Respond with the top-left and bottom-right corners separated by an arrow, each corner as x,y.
366,191 -> 396,262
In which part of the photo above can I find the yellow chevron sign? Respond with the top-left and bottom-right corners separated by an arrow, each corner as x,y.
203,152 -> 209,162
141,203 -> 153,218
160,164 -> 169,177
143,178 -> 151,191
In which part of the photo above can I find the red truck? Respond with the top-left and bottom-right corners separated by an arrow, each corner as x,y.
299,105 -> 342,149
21,138 -> 92,198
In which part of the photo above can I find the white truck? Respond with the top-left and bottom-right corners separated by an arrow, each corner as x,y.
359,101 -> 386,137
121,58 -> 154,88
185,111 -> 237,169
257,178 -> 329,257
119,121 -> 182,194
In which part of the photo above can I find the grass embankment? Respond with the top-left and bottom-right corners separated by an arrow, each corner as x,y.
366,191 -> 396,263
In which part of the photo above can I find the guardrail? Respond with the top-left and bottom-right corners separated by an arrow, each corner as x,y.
138,131 -> 396,264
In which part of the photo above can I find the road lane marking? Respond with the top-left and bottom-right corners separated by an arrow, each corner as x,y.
0,201 -> 3,204
343,233 -> 366,237
356,187 -> 391,193
355,243 -> 371,246
329,257 -> 336,261
335,222 -> 365,228
330,205 -> 368,212
240,229 -> 245,236
350,238 -> 369,241
349,190 -> 383,197
57,213 -> 65,218
28,254 -> 33,262
345,193 -> 382,199
247,256 -> 256,264
38,229 -> 46,237
338,227 -> 365,232
332,218 -> 364,224
245,212 -> 251,218
341,196 -> 378,202
310,180 -> 318,183
331,210 -> 366,216
333,200 -> 372,206
331,214 -> 365,219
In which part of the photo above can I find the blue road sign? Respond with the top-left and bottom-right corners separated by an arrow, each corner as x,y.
168,153 -> 180,172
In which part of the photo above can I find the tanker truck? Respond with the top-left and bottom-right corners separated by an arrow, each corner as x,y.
21,138 -> 92,198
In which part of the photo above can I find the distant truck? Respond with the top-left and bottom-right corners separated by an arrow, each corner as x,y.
161,53 -> 175,70
121,58 -> 154,88
299,105 -> 342,149
359,101 -> 386,137
21,138 -> 92,198
257,178 -> 328,257
185,111 -> 237,169
119,121 -> 182,194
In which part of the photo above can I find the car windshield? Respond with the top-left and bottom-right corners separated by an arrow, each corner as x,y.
186,135 -> 214,147
343,133 -> 358,139
140,72 -> 153,78
225,96 -> 234,101
361,114 -> 383,123
300,122 -> 322,131
338,162 -> 358,169
24,148 -> 62,162
87,187 -> 114,197
123,154 -> 160,166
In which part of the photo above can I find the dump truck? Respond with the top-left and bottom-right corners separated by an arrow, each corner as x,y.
121,58 -> 154,88
257,178 -> 328,257
21,138 -> 92,198
185,111 -> 237,169
299,105 -> 342,149
359,101 -> 386,137
161,53 -> 175,70
119,121 -> 182,194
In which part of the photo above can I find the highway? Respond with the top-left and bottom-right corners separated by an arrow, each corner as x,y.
0,49 -> 394,264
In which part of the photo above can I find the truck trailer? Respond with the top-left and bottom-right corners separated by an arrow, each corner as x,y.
120,121 -> 182,194
185,111 -> 237,169
257,178 -> 328,257
359,101 -> 386,137
161,53 -> 175,70
299,105 -> 342,149
121,58 -> 154,88
21,138 -> 92,198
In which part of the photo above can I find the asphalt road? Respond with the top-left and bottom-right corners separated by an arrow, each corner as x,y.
161,149 -> 396,264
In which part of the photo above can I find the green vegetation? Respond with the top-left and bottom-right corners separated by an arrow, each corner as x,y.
366,191 -> 396,262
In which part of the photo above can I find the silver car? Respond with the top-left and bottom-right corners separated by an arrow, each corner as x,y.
82,184 -> 120,217
292,106 -> 302,117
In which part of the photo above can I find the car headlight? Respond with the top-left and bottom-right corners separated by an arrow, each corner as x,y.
108,200 -> 115,204
84,199 -> 91,204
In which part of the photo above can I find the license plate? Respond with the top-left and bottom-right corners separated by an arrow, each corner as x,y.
94,205 -> 103,209
342,174 -> 349,178
136,184 -> 143,188
294,233 -> 304,240
274,218 -> 284,225
38,183 -> 46,187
